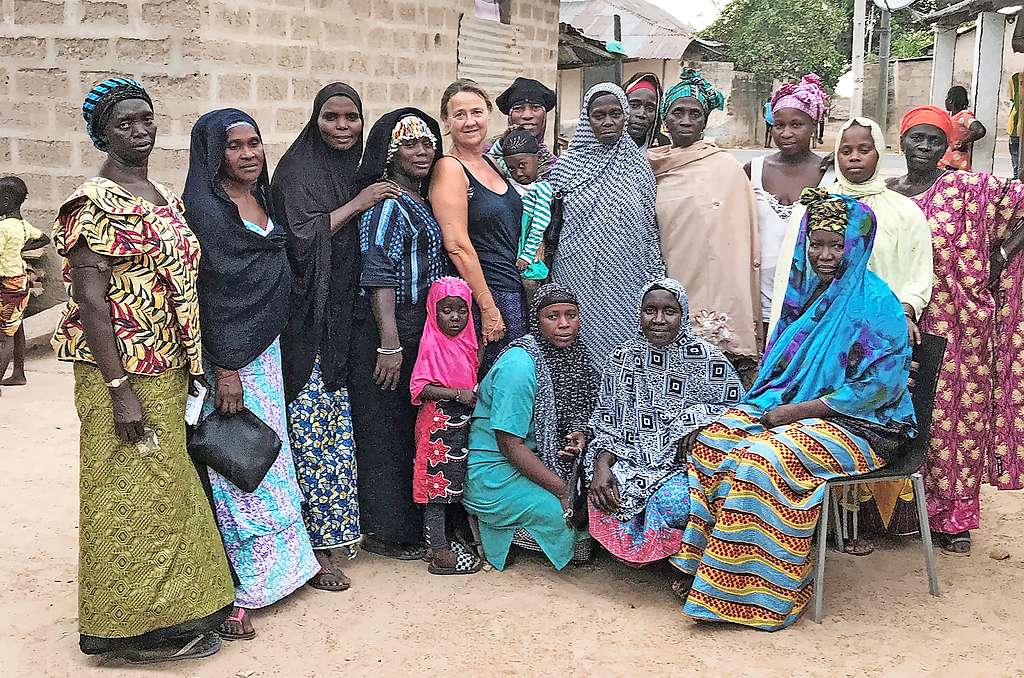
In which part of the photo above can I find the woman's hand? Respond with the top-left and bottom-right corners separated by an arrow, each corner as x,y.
516,257 -> 530,272
675,429 -> 702,463
558,431 -> 587,459
905,316 -> 922,345
373,351 -> 403,391
215,369 -> 244,415
111,383 -> 146,443
588,453 -> 620,514
353,181 -> 401,213
454,388 -> 477,408
760,403 -> 805,430
480,302 -> 506,344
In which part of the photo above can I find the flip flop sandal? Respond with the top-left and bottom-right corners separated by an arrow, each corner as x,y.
218,607 -> 255,641
308,566 -> 351,591
427,541 -> 483,576
124,631 -> 222,665
362,538 -> 425,561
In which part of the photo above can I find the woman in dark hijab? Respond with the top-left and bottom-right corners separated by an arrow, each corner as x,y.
348,107 -> 449,559
270,82 -> 398,589
183,108 -> 319,640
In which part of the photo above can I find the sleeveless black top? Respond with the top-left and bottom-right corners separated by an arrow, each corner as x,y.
454,157 -> 524,294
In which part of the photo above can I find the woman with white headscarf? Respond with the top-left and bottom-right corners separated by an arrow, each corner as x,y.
550,82 -> 664,369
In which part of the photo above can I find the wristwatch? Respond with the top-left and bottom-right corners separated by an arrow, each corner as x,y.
106,376 -> 130,389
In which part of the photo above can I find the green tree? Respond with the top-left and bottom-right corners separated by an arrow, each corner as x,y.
703,0 -> 847,89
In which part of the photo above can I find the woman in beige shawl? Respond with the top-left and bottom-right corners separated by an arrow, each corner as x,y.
649,68 -> 761,382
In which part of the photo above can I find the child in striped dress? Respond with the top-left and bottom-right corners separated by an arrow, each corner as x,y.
501,128 -> 554,299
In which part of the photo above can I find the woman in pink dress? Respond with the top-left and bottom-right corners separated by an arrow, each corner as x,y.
888,106 -> 1024,556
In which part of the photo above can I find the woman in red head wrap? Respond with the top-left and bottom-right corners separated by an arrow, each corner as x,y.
885,106 -> 1024,556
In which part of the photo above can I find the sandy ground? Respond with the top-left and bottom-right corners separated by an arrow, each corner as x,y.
2,355 -> 1023,678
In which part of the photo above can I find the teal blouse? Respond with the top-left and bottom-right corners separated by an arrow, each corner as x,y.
468,347 -> 537,452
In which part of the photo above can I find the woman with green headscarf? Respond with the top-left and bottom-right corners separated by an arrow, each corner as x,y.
649,68 -> 762,385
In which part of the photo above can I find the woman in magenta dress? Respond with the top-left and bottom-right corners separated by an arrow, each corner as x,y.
889,105 -> 1024,556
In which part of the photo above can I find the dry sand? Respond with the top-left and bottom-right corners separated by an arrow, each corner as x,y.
2,356 -> 1023,678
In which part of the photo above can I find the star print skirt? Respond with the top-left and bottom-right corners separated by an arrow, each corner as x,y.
413,400 -> 472,504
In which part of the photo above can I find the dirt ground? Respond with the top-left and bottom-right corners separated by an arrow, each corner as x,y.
2,355 -> 1023,678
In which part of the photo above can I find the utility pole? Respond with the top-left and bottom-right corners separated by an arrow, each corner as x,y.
876,8 -> 892,134
852,0 -> 867,116
613,14 -> 623,83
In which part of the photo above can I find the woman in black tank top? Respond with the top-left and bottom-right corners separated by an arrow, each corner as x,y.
429,81 -> 527,374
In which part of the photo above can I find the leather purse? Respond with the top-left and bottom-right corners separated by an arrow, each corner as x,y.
188,409 -> 281,493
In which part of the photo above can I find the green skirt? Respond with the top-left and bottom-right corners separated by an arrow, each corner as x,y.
75,364 -> 234,650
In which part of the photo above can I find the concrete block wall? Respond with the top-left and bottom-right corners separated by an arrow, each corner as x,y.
0,0 -> 559,311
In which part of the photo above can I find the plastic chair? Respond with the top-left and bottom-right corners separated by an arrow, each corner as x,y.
811,333 -> 947,623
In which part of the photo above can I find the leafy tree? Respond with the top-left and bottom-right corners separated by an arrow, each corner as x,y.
703,0 -> 848,90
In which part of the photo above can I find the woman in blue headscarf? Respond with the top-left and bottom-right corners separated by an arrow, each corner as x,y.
667,189 -> 917,631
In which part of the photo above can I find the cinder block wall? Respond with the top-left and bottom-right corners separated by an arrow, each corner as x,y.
1,0 -> 558,234
1,0 -> 558,312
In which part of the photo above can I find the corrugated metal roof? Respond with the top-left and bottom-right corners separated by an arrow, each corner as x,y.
457,16 -> 524,96
560,0 -> 693,59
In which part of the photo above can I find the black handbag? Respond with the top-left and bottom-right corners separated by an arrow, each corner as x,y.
543,191 -> 565,272
188,409 -> 281,493
563,452 -> 589,530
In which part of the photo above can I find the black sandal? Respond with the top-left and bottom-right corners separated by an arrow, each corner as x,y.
936,531 -> 971,557
123,631 -> 222,665
308,566 -> 351,591
361,537 -> 425,561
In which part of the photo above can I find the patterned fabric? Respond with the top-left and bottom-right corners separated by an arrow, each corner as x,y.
52,178 -> 203,376
204,338 -> 320,609
669,405 -> 885,630
358,192 -> 446,305
587,470 -> 689,565
75,364 -> 234,638
82,77 -> 152,149
288,356 -> 361,552
662,67 -> 725,117
913,171 -> 1024,532
501,283 -> 600,483
771,73 -> 828,121
517,180 -> 554,280
941,110 -> 979,170
0,275 -> 29,336
486,135 -> 559,181
756,193 -> 916,434
477,288 -> 528,375
0,217 -> 42,276
800,188 -> 847,233
551,83 -> 664,369
412,400 -> 472,504
586,278 -> 744,521
386,115 -> 437,169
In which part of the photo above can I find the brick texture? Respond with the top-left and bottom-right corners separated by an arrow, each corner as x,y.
1,0 -> 558,311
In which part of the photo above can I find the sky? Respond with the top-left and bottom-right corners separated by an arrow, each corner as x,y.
647,0 -> 725,31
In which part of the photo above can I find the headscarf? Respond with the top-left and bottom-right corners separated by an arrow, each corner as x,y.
355,107 -> 442,194
495,77 -> 557,114
182,108 -> 291,371
501,283 -> 599,482
586,278 -> 744,521
550,82 -> 663,367
662,67 -> 725,118
82,77 -> 153,150
410,277 -> 478,404
753,192 -> 916,433
622,72 -> 667,149
900,105 -> 954,142
271,82 -> 365,401
771,73 -> 828,122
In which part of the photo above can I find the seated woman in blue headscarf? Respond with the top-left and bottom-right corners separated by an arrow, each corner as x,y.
668,189 -> 917,631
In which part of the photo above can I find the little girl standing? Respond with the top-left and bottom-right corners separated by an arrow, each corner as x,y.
410,277 -> 484,575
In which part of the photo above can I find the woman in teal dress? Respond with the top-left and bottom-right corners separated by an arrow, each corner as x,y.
463,284 -> 599,570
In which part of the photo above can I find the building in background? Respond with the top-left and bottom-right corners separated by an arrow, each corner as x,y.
0,0 -> 559,313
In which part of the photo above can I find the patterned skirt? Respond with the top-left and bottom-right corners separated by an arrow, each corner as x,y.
588,470 -> 689,565
204,339 -> 319,608
288,355 -> 361,554
75,364 -> 234,650
0,274 -> 29,336
413,400 -> 472,504
669,405 -> 884,631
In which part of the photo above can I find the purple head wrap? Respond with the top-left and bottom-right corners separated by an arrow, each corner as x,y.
771,74 -> 828,122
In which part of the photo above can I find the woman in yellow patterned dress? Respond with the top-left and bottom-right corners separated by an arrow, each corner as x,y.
53,78 -> 233,663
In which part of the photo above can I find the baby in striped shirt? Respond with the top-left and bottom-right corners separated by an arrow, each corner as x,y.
502,128 -> 554,296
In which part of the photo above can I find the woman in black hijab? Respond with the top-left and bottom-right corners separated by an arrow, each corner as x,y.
183,108 -> 319,640
270,83 -> 398,589
348,108 -> 449,559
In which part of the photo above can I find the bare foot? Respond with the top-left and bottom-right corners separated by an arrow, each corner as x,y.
672,575 -> 695,603
0,373 -> 26,386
